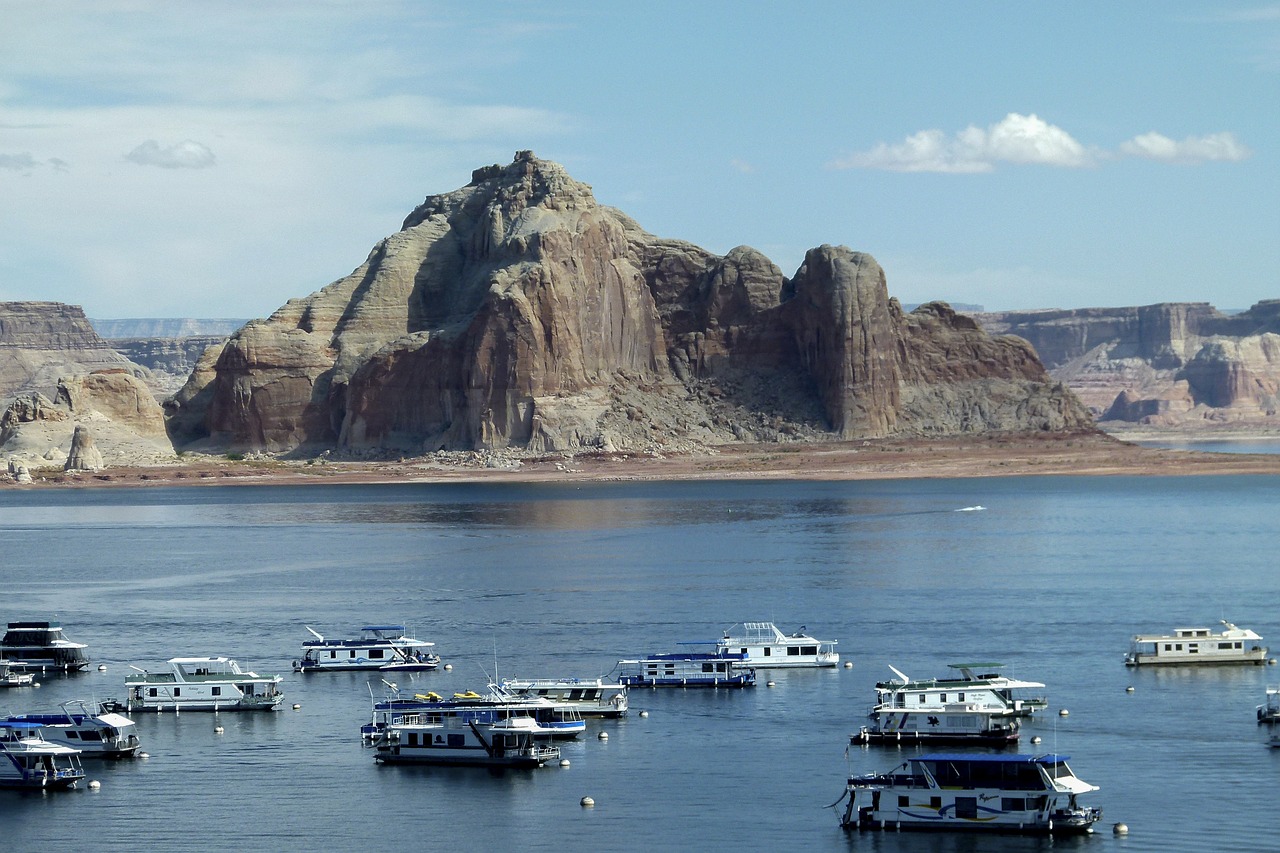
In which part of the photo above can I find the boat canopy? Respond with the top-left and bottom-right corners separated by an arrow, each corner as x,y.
362,625 -> 407,633
917,752 -> 1070,763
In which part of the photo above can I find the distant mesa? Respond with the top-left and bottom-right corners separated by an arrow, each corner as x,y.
972,302 -> 1280,431
163,150 -> 1089,455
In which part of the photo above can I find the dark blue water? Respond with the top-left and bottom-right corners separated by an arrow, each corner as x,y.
2,477 -> 1277,852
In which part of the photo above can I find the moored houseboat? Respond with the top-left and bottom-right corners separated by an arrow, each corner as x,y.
293,624 -> 440,673
837,753 -> 1101,834
0,721 -> 85,790
853,703 -> 1020,745
1125,621 -> 1268,665
0,660 -> 34,688
1258,686 -> 1280,724
615,650 -> 755,687
499,677 -> 629,717
372,713 -> 559,769
362,688 -> 585,741
5,700 -> 141,758
716,622 -> 839,668
875,663 -> 1047,717
1,620 -> 90,672
117,657 -> 284,712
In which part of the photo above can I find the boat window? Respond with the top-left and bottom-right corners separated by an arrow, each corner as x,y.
212,687 -> 222,696
930,796 -> 941,808
329,651 -> 337,659
407,733 -> 419,747
716,663 -> 727,672
65,731 -> 79,739
802,646 -> 817,655
1164,644 -> 1172,651
939,694 -> 947,702
1002,798 -> 1027,811
788,646 -> 801,656
370,650 -> 384,659
1189,645 -> 1198,653
173,688 -> 181,697
898,795 -> 909,807
739,648 -> 747,655
958,692 -> 965,702
1219,642 -> 1234,650
955,798 -> 978,820
1235,642 -> 1243,649
919,695 -> 927,704
702,663 -> 714,673
569,690 -> 583,700
1175,644 -> 1182,651
763,647 -> 771,656
447,734 -> 464,747
349,651 -> 356,658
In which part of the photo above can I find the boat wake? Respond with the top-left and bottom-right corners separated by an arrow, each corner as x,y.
954,505 -> 986,512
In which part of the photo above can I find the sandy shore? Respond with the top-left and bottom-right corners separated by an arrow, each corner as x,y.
8,431 -> 1280,490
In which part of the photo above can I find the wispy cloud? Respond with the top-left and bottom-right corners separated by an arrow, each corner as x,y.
125,139 -> 217,169
0,152 -> 41,172
1119,131 -> 1251,164
730,158 -> 756,174
833,113 -> 1249,173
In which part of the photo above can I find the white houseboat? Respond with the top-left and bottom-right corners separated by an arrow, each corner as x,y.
838,753 -> 1102,835
1,620 -> 90,672
118,657 -> 284,712
499,677 -> 629,717
0,721 -> 85,790
616,651 -> 755,687
0,660 -> 34,688
853,703 -> 1020,745
1125,621 -> 1268,665
293,624 -> 440,673
362,688 -> 585,741
1258,686 -> 1280,724
5,700 -> 141,758
372,714 -> 560,769
875,664 -> 1047,717
716,622 -> 839,668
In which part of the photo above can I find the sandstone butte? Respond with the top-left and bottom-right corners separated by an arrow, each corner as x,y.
165,150 -> 1092,459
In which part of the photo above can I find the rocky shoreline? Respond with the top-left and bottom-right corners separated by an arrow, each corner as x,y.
7,431 -> 1280,490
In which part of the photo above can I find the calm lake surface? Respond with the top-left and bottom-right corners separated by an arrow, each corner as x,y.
3,476 -> 1277,852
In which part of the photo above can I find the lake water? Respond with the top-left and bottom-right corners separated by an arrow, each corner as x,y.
2,476 -> 1277,852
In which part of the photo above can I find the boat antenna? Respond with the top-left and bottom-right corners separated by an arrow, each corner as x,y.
305,626 -> 324,642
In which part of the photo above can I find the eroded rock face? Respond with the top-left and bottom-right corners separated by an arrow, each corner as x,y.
172,151 -> 1089,453
974,301 -> 1280,427
0,302 -> 145,400
64,424 -> 104,471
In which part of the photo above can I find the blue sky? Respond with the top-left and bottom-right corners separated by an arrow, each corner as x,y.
2,2 -> 1276,319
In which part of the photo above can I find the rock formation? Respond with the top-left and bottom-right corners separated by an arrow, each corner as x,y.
974,301 -> 1280,428
64,425 -> 104,471
168,151 -> 1091,455
0,302 -> 147,401
1,372 -> 174,470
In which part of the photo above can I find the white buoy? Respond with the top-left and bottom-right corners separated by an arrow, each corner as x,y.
638,710 -> 649,718
1113,823 -> 1129,835
597,731 -> 608,740
1059,709 -> 1069,716
292,704 -> 301,710
843,661 -> 853,669
1269,658 -> 1277,665
98,664 -> 107,672
214,725 -> 224,734
87,780 -> 101,790
444,663 -> 453,671
1126,686 -> 1135,693
138,752 -> 149,760
33,682 -> 40,688
1030,736 -> 1042,745
580,796 -> 595,807
559,759 -> 570,767
766,680 -> 776,687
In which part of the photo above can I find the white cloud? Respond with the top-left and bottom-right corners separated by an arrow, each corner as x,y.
1119,131 -> 1251,164
125,139 -> 217,169
730,158 -> 756,174
832,113 -> 1092,173
835,114 -> 1252,173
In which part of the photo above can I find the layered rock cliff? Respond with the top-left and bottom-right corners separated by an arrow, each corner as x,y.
974,302 -> 1280,428
0,302 -> 145,401
169,151 -> 1091,454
